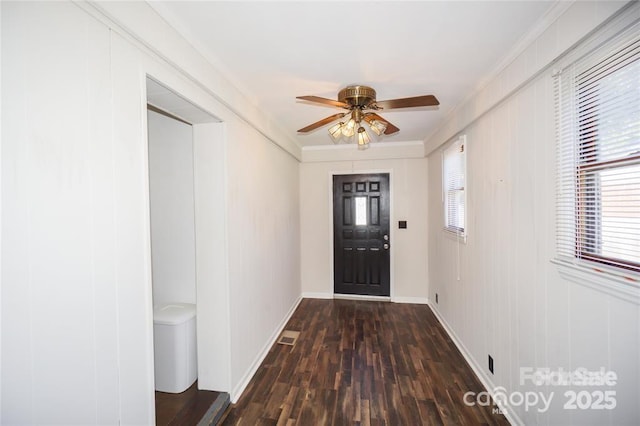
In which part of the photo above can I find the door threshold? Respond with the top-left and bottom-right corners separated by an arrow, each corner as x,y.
197,392 -> 230,426
333,294 -> 391,302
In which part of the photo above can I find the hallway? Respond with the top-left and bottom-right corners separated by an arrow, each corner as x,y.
221,299 -> 508,425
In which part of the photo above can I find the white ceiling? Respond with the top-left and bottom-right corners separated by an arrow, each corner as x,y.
150,1 -> 555,148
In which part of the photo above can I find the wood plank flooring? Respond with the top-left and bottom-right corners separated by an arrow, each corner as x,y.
220,299 -> 509,425
155,381 -> 220,426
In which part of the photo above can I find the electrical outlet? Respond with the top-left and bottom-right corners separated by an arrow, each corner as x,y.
488,355 -> 494,374
436,293 -> 438,304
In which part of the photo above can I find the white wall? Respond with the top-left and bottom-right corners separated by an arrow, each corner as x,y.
226,120 -> 301,398
2,2 -> 120,424
300,157 -> 429,303
192,122 -> 232,394
147,110 -> 196,305
426,2 -> 639,425
1,1 -> 301,423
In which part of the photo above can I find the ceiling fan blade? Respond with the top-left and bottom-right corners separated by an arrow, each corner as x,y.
296,95 -> 350,109
365,113 -> 400,135
297,113 -> 347,133
375,95 -> 439,110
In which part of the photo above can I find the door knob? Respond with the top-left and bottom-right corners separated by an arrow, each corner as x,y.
383,234 -> 389,241
383,243 -> 389,250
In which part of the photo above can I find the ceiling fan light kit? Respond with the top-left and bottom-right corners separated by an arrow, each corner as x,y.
297,84 -> 439,149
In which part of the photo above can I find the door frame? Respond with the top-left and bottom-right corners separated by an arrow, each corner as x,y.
143,74 -> 232,401
328,169 -> 395,300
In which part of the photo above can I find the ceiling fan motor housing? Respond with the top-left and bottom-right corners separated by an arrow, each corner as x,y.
338,85 -> 377,108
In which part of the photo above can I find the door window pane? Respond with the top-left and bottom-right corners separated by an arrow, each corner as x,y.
355,196 -> 367,226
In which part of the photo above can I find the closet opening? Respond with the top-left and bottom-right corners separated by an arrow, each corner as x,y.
146,77 -> 230,425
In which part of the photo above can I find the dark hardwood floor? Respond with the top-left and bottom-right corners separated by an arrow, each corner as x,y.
220,298 -> 509,425
155,381 -> 220,426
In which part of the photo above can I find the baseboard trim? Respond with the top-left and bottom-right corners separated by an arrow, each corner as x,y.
301,292 -> 333,299
392,296 -> 429,305
230,295 -> 303,403
428,303 -> 523,426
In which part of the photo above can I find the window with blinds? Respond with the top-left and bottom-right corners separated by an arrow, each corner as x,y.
443,135 -> 466,235
555,23 -> 640,274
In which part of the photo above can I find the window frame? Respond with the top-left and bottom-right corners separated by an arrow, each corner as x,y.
575,155 -> 640,273
442,135 -> 467,238
555,17 -> 640,278
574,49 -> 640,273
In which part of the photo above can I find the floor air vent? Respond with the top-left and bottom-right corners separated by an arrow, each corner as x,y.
277,330 -> 300,346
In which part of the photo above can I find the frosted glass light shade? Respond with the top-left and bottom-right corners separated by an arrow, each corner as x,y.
342,118 -> 356,137
329,122 -> 344,140
369,119 -> 387,136
357,127 -> 371,149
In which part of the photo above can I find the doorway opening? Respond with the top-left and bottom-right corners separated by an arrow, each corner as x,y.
146,77 -> 230,424
333,173 -> 391,296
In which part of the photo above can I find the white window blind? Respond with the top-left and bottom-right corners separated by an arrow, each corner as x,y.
555,23 -> 640,274
443,136 -> 466,235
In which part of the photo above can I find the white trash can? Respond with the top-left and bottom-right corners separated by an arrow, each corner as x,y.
153,303 -> 197,393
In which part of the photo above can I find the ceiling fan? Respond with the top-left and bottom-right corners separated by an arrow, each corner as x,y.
296,85 -> 439,149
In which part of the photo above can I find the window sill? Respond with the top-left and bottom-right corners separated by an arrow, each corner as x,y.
551,258 -> 640,304
443,227 -> 467,243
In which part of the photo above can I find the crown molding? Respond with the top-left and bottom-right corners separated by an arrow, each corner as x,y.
301,140 -> 425,163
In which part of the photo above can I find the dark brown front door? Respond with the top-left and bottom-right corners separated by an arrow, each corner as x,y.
333,174 -> 390,296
